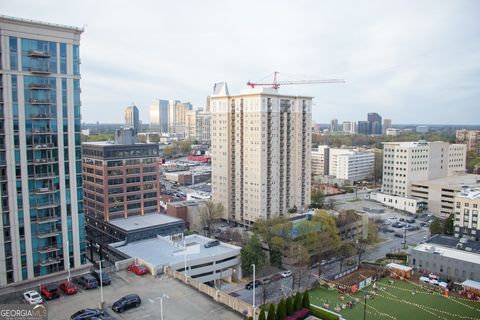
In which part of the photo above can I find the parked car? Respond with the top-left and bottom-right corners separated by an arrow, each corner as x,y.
76,274 -> 98,289
91,270 -> 111,286
406,218 -> 416,224
71,309 -> 104,320
387,228 -> 395,233
128,264 -> 148,275
112,294 -> 141,313
245,280 -> 263,290
399,218 -> 406,222
280,270 -> 293,278
394,233 -> 404,238
262,277 -> 272,284
59,281 -> 78,295
271,273 -> 282,281
40,283 -> 60,300
309,262 -> 320,269
23,290 -> 43,304
420,222 -> 427,227
204,240 -> 220,248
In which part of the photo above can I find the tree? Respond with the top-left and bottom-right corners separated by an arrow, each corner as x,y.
354,239 -> 368,265
286,296 -> 294,316
310,210 -> 341,276
286,243 -> 311,291
253,217 -> 292,266
302,290 -> 310,308
366,220 -> 380,244
444,213 -> 454,236
199,201 -> 224,237
310,189 -> 325,208
294,292 -> 302,311
260,278 -> 279,305
162,145 -> 175,158
276,299 -> 286,320
258,309 -> 266,320
429,217 -> 444,236
267,304 -> 276,320
338,242 -> 356,272
241,234 -> 266,276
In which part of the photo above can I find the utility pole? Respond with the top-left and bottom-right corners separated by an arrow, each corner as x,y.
252,264 -> 256,320
160,294 -> 169,320
403,227 -> 407,249
97,260 -> 104,309
363,291 -> 369,320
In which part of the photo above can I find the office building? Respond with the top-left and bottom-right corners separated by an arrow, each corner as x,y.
342,121 -> 357,134
386,128 -> 401,136
457,129 -> 480,155
82,129 -> 161,221
357,121 -> 369,135
149,99 -> 169,133
196,109 -> 211,144
124,104 -> 140,132
330,118 -> 338,132
454,187 -> 480,241
410,174 -> 480,218
416,125 -> 429,133
328,148 -> 374,182
312,145 -> 330,176
211,86 -> 312,225
410,235 -> 480,282
185,109 -> 197,140
382,141 -> 466,197
169,101 -> 192,137
383,119 -> 392,134
0,16 -> 87,286
367,112 -> 382,135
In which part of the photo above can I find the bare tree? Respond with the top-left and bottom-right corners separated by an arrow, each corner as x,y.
200,201 -> 225,237
338,242 -> 356,272
260,278 -> 280,305
355,239 -> 368,265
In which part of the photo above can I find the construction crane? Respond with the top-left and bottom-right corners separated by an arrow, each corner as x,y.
247,71 -> 345,90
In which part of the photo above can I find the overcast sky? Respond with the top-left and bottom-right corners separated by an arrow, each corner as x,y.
3,0 -> 479,124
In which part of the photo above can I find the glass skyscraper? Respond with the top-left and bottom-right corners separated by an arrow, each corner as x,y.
0,16 -> 86,286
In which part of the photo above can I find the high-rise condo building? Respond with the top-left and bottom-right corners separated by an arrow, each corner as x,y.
330,118 -> 338,132
311,145 -> 330,175
329,148 -> 374,182
454,187 -> 480,241
211,86 -> 312,225
124,104 -> 139,132
382,141 -> 466,196
149,99 -> 169,133
196,109 -> 211,144
456,129 -> 480,155
342,121 -> 357,134
383,119 -> 392,135
367,112 -> 382,135
0,15 -> 87,286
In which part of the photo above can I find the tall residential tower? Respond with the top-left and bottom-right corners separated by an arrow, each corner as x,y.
211,86 -> 312,225
0,16 -> 87,286
124,104 -> 139,132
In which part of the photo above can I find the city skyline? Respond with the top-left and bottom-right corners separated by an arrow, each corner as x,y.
1,0 -> 479,125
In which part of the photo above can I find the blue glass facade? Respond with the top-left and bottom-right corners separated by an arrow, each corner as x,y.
0,19 -> 85,285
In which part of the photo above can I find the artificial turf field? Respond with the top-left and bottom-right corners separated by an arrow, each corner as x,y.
309,277 -> 480,320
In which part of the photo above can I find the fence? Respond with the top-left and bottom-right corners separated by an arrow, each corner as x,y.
164,266 -> 256,318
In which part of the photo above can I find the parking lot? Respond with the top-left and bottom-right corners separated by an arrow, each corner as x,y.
4,270 -> 242,320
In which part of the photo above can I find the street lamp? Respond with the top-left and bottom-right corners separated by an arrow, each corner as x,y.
96,260 -> 105,309
252,264 -> 256,320
160,294 -> 169,320
363,291 -> 369,320
66,240 -> 71,282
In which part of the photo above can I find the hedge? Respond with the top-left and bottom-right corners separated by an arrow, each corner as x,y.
309,304 -> 341,320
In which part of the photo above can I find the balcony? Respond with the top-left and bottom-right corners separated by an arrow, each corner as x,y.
32,143 -> 55,149
31,114 -> 54,120
29,67 -> 51,74
36,228 -> 60,239
28,50 -> 51,58
34,215 -> 60,224
33,202 -> 59,210
33,187 -> 58,195
37,246 -> 59,254
32,158 -> 57,165
39,257 -> 60,267
29,98 -> 52,105
33,172 -> 58,180
29,83 -> 51,90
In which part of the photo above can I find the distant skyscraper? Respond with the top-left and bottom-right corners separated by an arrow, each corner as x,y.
196,110 -> 211,144
168,100 -> 192,137
342,121 -> 357,134
357,121 -> 369,135
149,99 -> 169,133
368,112 -> 382,135
383,119 -> 392,134
0,16 -> 87,285
211,86 -> 311,224
330,119 -> 339,132
124,104 -> 140,132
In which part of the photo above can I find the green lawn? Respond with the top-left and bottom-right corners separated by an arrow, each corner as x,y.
309,277 -> 480,320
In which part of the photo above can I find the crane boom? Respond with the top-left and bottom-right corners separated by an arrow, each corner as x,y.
247,72 -> 345,90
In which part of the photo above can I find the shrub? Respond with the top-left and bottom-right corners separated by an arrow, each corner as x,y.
277,299 -> 286,320
258,309 -> 266,320
294,292 -> 302,311
286,296 -> 294,315
302,290 -> 310,309
267,303 -> 276,320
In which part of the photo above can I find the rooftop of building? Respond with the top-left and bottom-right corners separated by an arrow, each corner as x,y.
167,200 -> 206,208
456,187 -> 480,200
82,141 -> 158,147
413,242 -> 480,265
412,173 -> 480,188
108,213 -> 183,232
210,86 -> 313,99
0,15 -> 83,33
423,234 -> 480,254
114,234 -> 241,267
